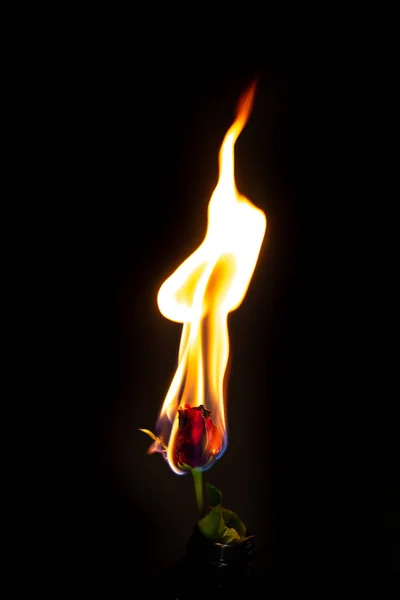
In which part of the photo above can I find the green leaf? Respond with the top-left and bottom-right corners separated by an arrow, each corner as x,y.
220,526 -> 241,544
198,506 -> 224,542
221,508 -> 247,538
206,482 -> 222,507
198,483 -> 250,545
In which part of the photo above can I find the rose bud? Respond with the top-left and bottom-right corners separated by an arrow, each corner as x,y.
173,403 -> 224,471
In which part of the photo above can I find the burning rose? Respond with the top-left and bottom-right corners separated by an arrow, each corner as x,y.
139,403 -> 223,473
139,80 -> 266,478
173,404 -> 224,471
138,81 -> 264,545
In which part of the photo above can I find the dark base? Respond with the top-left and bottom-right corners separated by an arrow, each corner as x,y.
164,564 -> 254,600
162,526 -> 256,600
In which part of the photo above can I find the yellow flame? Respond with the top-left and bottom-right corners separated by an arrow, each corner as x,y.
155,81 -> 266,474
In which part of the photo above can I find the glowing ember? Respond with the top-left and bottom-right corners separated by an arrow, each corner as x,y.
140,80 -> 267,474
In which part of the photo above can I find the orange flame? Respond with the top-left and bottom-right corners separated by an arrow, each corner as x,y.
148,81 -> 266,474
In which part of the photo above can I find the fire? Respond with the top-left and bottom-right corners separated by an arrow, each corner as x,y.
143,81 -> 266,474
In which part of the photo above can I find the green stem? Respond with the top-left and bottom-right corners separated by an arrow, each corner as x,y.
191,468 -> 203,514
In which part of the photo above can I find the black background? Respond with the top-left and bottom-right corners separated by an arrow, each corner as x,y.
46,3 -> 398,595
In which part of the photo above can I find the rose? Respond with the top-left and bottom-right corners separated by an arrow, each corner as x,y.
173,404 -> 223,471
139,403 -> 224,474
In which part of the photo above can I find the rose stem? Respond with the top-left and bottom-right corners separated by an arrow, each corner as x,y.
191,468 -> 203,514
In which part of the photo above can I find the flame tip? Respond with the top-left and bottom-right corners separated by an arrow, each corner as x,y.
235,78 -> 258,118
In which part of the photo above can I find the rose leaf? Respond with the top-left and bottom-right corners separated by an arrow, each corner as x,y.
198,506 -> 224,542
221,508 -> 247,538
206,482 -> 222,507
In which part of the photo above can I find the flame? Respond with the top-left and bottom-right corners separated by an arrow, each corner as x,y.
150,81 -> 266,474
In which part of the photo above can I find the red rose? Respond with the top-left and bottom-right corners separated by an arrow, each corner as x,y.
173,404 -> 224,471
